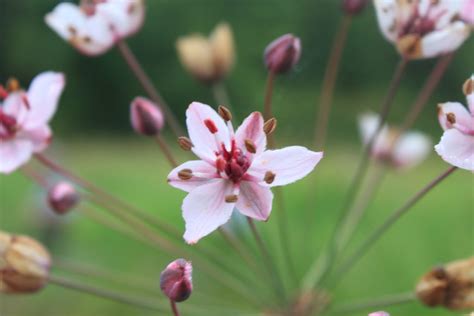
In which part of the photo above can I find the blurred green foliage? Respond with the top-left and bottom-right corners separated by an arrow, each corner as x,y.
1,0 -> 473,142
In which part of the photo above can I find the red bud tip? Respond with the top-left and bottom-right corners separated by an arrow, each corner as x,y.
264,34 -> 301,74
204,119 -> 218,134
130,97 -> 165,137
47,182 -> 79,215
160,259 -> 193,302
342,0 -> 368,15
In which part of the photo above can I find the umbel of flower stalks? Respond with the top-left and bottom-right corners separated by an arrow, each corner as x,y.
176,23 -> 235,84
0,231 -> 51,293
416,257 -> 474,310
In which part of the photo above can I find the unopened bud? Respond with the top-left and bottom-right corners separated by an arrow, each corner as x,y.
130,97 -> 165,137
47,182 -> 79,215
0,231 -> 51,294
342,0 -> 368,15
264,34 -> 301,74
416,257 -> 474,310
160,259 -> 193,302
263,118 -> 277,135
178,137 -> 193,151
218,105 -> 232,121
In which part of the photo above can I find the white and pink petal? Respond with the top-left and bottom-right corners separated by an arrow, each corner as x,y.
0,139 -> 34,174
168,160 -> 218,192
437,102 -> 472,131
234,111 -> 266,156
182,179 -> 236,244
393,131 -> 431,169
96,0 -> 145,39
435,129 -> 474,171
374,0 -> 398,43
420,22 -> 470,59
236,181 -> 273,221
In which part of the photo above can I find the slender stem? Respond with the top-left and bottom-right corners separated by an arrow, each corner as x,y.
314,15 -> 352,149
34,153 -> 181,239
332,292 -> 415,314
303,58 -> 409,290
21,165 -> 49,187
330,166 -> 457,286
116,40 -> 184,138
263,71 -> 276,122
398,53 -> 454,134
156,134 -> 178,167
246,217 -> 286,302
212,81 -> 232,108
48,274 -> 167,312
170,300 -> 181,316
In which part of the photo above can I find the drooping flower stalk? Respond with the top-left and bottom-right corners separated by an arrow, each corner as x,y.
332,292 -> 415,314
330,166 -> 457,287
304,58 -> 408,290
48,274 -> 168,312
313,15 -> 352,149
116,40 -> 184,138
246,217 -> 286,303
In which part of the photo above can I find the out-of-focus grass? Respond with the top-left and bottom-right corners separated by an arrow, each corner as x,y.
0,139 -> 472,316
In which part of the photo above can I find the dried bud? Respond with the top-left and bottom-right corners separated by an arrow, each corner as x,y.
0,231 -> 51,294
416,257 -> 474,310
178,137 -> 193,151
218,105 -> 232,122
264,34 -> 301,74
130,97 -> 165,137
47,182 -> 79,215
342,0 -> 368,15
263,118 -> 277,135
176,22 -> 235,84
160,259 -> 193,302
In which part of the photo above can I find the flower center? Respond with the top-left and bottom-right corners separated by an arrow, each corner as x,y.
0,109 -> 18,140
399,3 -> 446,38
216,140 -> 251,183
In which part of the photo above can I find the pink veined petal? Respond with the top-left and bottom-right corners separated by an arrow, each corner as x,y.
358,113 -> 391,157
96,0 -> 145,39
186,102 -> 230,162
438,102 -> 472,131
168,160 -> 218,193
435,129 -> 474,171
247,146 -> 323,187
234,112 -> 266,157
373,0 -> 398,43
24,72 -> 65,129
45,2 -> 115,56
420,21 -> 470,59
236,181 -> 273,221
19,126 -> 52,153
393,131 -> 432,169
182,179 -> 236,244
2,92 -> 29,125
0,139 -> 34,174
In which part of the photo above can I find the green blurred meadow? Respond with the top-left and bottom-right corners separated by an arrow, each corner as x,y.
1,0 -> 474,315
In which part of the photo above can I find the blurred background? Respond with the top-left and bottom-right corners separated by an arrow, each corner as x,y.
1,0 -> 473,315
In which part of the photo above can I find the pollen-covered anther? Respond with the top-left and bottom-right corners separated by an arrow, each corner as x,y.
178,136 -> 193,151
178,169 -> 193,180
264,171 -> 276,184
6,78 -> 20,92
446,112 -> 456,124
244,138 -> 257,154
225,194 -> 238,203
463,77 -> 473,96
264,118 -> 277,135
218,105 -> 232,122
204,119 -> 218,134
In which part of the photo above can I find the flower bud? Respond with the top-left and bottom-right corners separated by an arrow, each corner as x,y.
160,258 -> 192,302
342,0 -> 368,15
416,257 -> 474,310
0,231 -> 51,294
47,182 -> 79,215
264,34 -> 301,74
130,97 -> 165,136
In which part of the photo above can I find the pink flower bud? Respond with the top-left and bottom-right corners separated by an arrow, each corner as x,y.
160,259 -> 192,302
130,97 -> 165,136
264,34 -> 301,74
342,0 -> 368,15
369,312 -> 390,316
47,182 -> 79,215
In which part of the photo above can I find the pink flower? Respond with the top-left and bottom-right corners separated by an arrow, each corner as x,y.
168,102 -> 323,244
369,312 -> 390,316
358,113 -> 431,169
45,0 -> 145,56
435,75 -> 474,171
0,72 -> 65,174
374,0 -> 471,59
